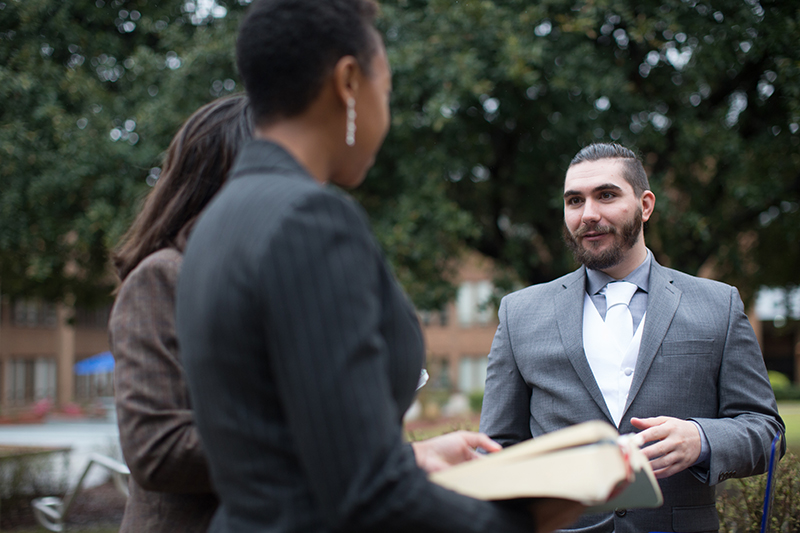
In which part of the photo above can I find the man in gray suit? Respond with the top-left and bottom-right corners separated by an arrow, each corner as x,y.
480,142 -> 784,533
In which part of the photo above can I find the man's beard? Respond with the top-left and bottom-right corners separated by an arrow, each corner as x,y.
563,207 -> 643,271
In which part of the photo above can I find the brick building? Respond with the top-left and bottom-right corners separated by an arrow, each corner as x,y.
420,253 -> 505,394
0,297 -> 110,411
0,263 -> 794,412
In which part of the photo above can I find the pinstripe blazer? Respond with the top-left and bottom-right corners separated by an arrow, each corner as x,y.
480,262 -> 784,533
176,140 -> 538,533
109,247 -> 218,533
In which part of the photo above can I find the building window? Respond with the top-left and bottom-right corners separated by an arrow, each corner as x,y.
458,355 -> 489,393
75,372 -> 114,400
456,281 -> 494,327
418,308 -> 449,327
34,358 -> 58,400
74,304 -> 112,329
424,358 -> 451,390
4,357 -> 56,405
12,299 -> 57,328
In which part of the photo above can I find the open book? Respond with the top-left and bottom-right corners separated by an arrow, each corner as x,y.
429,420 -> 662,512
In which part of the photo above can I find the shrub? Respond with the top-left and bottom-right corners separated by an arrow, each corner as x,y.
773,386 -> 800,401
468,390 -> 484,414
770,371 -> 792,391
0,447 -> 70,530
717,451 -> 800,532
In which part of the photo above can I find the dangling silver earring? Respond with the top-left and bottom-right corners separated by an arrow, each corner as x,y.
346,97 -> 356,147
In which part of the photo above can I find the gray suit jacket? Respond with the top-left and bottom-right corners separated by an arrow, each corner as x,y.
109,248 -> 218,533
480,260 -> 784,533
176,140 -> 537,533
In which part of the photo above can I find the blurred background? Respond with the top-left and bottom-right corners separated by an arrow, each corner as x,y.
0,1 -> 799,528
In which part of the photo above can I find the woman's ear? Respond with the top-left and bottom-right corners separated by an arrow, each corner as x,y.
332,55 -> 360,108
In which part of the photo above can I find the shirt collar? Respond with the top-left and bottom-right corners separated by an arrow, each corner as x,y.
229,139 -> 315,183
586,249 -> 652,296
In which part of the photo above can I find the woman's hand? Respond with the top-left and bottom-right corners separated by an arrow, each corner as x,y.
411,430 -> 502,473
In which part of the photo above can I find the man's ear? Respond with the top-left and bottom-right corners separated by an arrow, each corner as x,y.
331,55 -> 360,108
641,190 -> 656,222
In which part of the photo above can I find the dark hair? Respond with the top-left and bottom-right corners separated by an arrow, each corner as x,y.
113,94 -> 254,281
236,0 -> 379,125
568,143 -> 650,196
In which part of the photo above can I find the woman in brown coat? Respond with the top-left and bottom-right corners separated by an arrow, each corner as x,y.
109,94 -> 253,532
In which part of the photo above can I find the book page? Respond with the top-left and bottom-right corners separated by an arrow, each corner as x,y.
429,421 -> 663,509
432,440 -> 628,503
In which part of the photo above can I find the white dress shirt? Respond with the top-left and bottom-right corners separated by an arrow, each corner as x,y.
584,250 -> 710,471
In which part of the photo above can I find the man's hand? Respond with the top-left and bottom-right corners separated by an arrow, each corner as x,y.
411,431 -> 501,473
529,498 -> 586,533
630,416 -> 701,479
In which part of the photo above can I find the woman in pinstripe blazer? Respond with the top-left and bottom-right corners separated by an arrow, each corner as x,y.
108,94 -> 253,533
176,1 -> 584,532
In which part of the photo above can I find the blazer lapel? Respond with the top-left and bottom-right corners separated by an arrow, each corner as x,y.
623,260 -> 681,415
555,267 -> 614,423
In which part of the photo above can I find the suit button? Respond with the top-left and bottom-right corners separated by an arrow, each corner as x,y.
615,509 -> 627,517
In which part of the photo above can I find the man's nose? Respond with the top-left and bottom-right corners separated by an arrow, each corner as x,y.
581,199 -> 601,223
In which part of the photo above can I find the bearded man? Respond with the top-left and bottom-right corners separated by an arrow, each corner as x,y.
480,143 -> 784,533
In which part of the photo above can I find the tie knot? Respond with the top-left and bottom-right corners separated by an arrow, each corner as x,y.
603,281 -> 637,308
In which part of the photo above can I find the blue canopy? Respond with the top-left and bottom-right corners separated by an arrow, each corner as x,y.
74,351 -> 115,375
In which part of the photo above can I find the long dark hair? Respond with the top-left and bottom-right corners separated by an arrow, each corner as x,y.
113,94 -> 254,281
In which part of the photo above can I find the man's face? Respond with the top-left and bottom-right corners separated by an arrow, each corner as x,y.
562,159 -> 649,271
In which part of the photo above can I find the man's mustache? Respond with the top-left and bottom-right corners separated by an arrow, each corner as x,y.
572,224 -> 617,239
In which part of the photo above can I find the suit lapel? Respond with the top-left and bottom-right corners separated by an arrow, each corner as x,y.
622,260 -> 681,415
555,267 -> 614,423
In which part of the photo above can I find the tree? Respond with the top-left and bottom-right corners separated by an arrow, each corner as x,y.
375,0 -> 800,303
0,0 -> 247,306
0,0 -> 476,310
2,0 -> 799,311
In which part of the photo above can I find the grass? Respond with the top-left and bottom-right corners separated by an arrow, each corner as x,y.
778,402 -> 800,452
404,414 -> 480,441
405,403 -> 800,451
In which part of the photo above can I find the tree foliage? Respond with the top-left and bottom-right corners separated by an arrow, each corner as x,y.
376,0 -> 800,304
1,0 -> 799,310
0,0 -> 246,306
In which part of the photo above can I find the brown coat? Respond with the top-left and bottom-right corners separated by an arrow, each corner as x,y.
109,247 -> 217,532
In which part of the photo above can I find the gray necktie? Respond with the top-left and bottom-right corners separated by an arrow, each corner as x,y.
602,281 -> 638,351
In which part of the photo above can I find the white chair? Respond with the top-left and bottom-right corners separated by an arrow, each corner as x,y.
31,452 -> 129,532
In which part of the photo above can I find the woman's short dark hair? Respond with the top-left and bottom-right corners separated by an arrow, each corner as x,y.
236,0 -> 379,125
569,143 -> 650,196
113,94 -> 254,281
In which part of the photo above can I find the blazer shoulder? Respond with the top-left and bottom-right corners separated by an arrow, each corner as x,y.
502,268 -> 584,308
226,167 -> 368,229
109,248 -> 183,352
135,247 -> 183,274
657,264 -> 735,295
653,264 -> 742,317
117,248 -> 182,296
